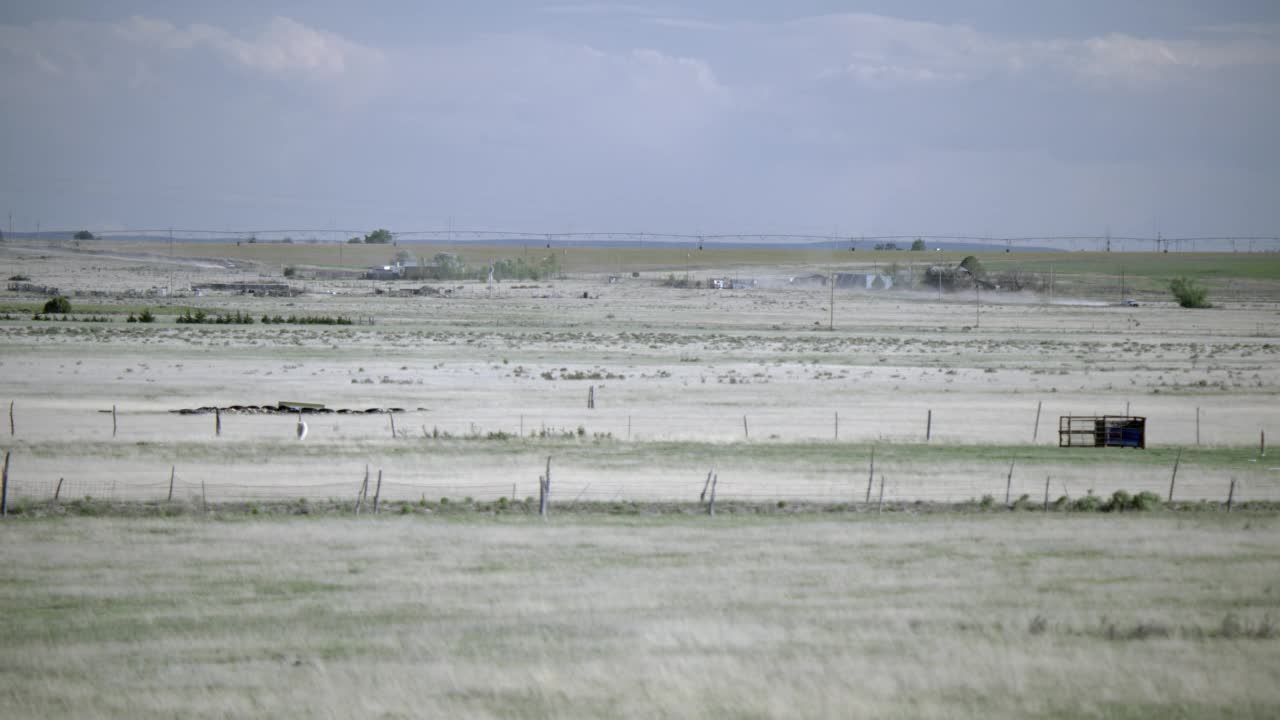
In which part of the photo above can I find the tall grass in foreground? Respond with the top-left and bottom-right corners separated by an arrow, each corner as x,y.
0,514 -> 1277,718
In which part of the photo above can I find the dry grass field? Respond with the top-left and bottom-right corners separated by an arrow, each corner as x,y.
2,514 -> 1279,718
1,239 -> 1279,716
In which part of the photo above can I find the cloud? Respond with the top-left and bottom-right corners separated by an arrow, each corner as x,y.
112,15 -> 385,79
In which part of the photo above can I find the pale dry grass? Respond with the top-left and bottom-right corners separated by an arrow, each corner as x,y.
2,514 -> 1279,718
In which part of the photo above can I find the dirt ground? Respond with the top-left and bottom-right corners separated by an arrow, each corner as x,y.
2,241 -> 1277,504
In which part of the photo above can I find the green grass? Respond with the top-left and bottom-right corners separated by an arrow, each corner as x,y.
0,514 -> 1277,718
981,252 -> 1280,281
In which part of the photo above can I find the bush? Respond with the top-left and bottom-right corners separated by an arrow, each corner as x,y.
1170,277 -> 1210,308
1132,491 -> 1162,511
283,266 -> 297,278
74,230 -> 94,240
42,296 -> 71,314
1104,490 -> 1133,513
138,308 -> 155,323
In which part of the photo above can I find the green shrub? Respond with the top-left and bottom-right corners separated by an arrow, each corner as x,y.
1132,491 -> 1162,511
979,494 -> 994,509
1104,490 -> 1133,512
1170,277 -> 1211,308
283,266 -> 297,278
138,308 -> 155,323
1011,493 -> 1031,511
42,296 -> 71,314
1073,492 -> 1102,512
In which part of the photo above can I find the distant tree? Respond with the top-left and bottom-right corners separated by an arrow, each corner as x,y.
1169,277 -> 1210,308
43,296 -> 71,314
347,237 -> 363,244
364,228 -> 393,244
74,230 -> 94,240
911,238 -> 926,251
959,255 -> 986,279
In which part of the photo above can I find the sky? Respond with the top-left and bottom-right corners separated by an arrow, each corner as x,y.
2,1 -> 1278,239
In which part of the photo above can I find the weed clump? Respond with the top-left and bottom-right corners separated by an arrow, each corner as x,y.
42,296 -> 71,314
1170,276 -> 1211,308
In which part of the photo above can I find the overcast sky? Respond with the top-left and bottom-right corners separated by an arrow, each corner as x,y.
2,1 -> 1278,238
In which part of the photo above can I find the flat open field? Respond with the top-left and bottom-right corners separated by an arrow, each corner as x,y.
1,241 -> 1277,505
2,241 -> 1279,717
2,514 -> 1279,718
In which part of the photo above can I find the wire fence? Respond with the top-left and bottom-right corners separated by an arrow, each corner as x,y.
6,459 -> 1275,507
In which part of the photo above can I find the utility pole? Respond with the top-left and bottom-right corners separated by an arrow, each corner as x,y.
829,273 -> 835,331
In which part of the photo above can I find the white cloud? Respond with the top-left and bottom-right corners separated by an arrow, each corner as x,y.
112,15 -> 384,79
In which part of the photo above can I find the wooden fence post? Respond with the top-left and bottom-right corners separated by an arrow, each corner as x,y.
700,469 -> 713,502
8,400 -> 13,436
1033,401 -> 1042,442
200,481 -> 207,513
1168,448 -> 1182,503
389,412 -> 396,438
540,456 -> 552,518
112,404 -> 118,437
372,469 -> 383,514
587,386 -> 595,409
1043,476 -> 1051,512
54,477 -> 63,502
1226,478 -> 1236,512
1,451 -> 9,517
926,410 -> 932,442
743,415 -> 749,440
865,447 -> 875,503
877,475 -> 885,515
1005,460 -> 1015,506
215,408 -> 222,437
168,466 -> 175,502
707,473 -> 718,516
355,466 -> 369,515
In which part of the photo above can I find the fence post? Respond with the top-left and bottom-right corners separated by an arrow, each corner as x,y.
1,451 -> 9,517
834,411 -> 839,441
372,469 -> 383,514
201,481 -> 207,513
865,447 -> 875,503
1043,476 -> 1051,512
215,408 -> 222,437
1168,448 -> 1181,503
1033,401 -> 1042,442
112,404 -> 118,437
743,415 -> 749,440
389,412 -> 396,439
700,469 -> 713,502
1005,460 -> 1015,506
8,400 -> 13,436
926,410 -> 932,442
587,386 -> 595,409
355,466 -> 368,515
54,477 -> 63,502
877,475 -> 885,515
168,466 -> 175,502
540,456 -> 552,518
707,473 -> 718,516
1226,478 -> 1236,512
